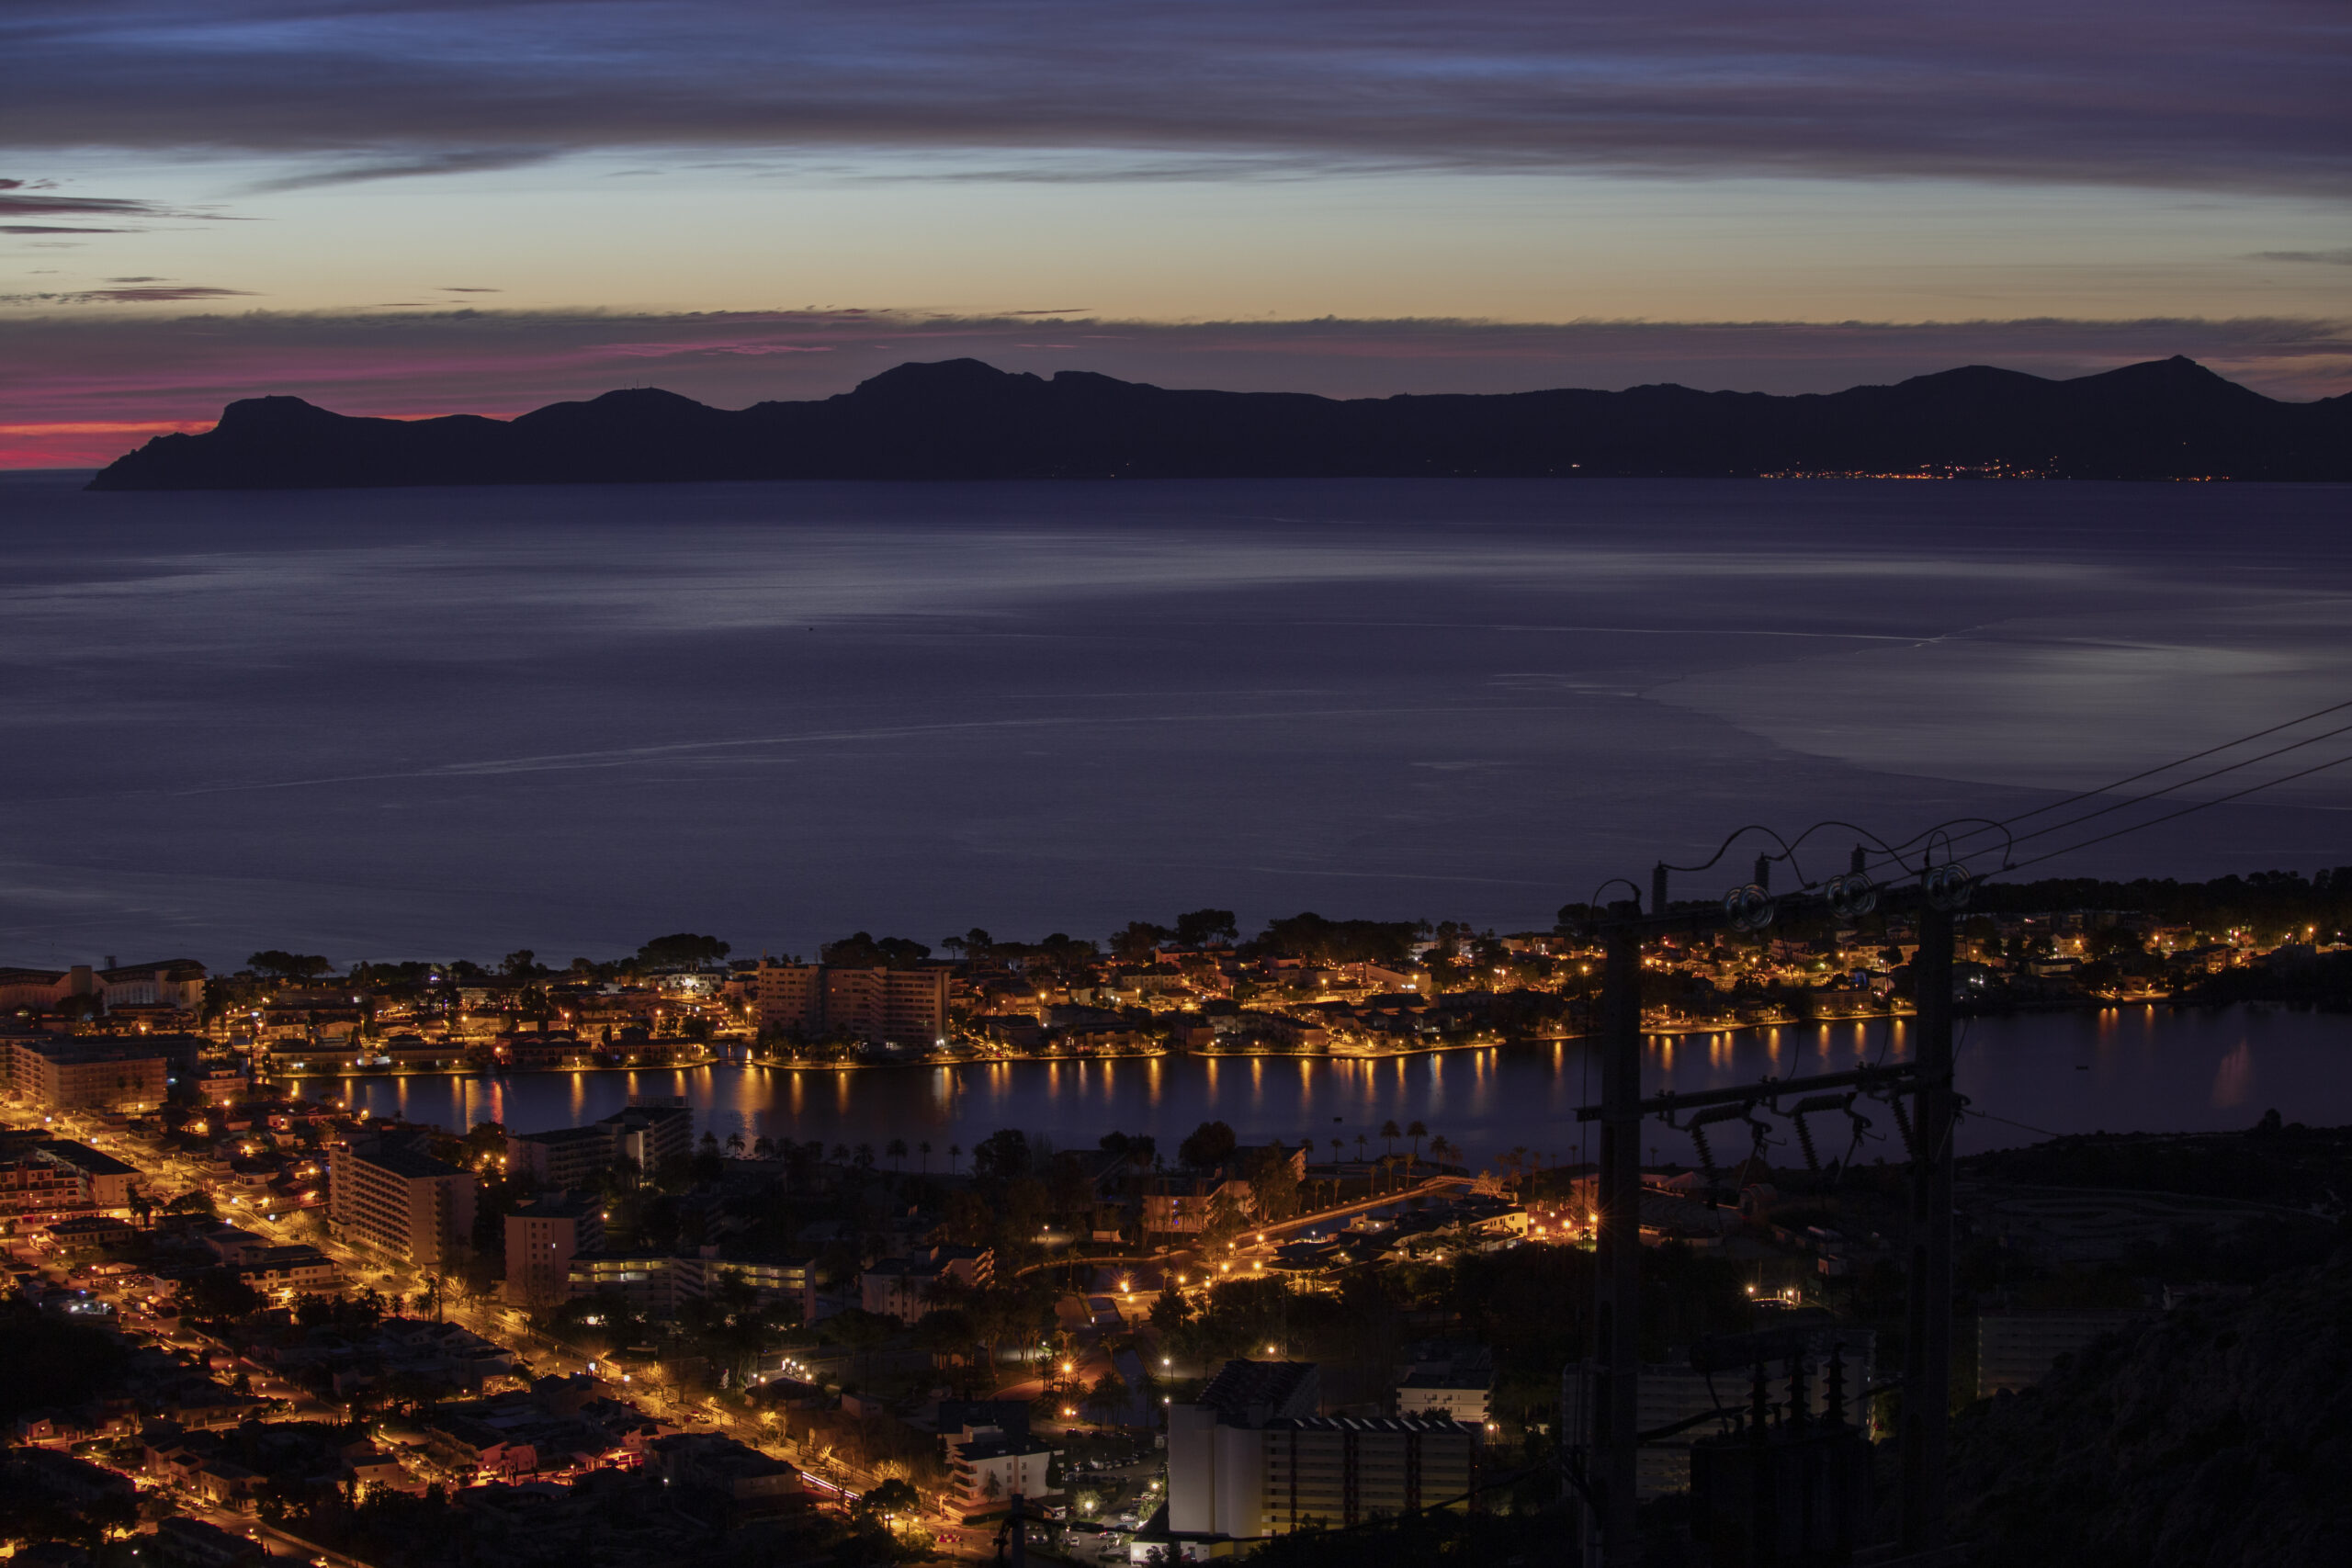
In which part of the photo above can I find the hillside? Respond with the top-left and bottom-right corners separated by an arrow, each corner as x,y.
1945,1244 -> 2352,1567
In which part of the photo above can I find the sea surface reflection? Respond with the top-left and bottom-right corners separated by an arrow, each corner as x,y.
300,1005 -> 2349,1168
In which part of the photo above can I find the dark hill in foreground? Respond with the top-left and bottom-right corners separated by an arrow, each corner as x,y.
87,355 -> 2352,489
1944,1243 -> 2352,1568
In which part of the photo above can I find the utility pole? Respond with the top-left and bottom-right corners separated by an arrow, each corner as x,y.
1577,845 -> 1965,1565
1004,1491 -> 1027,1568
1899,900 -> 1955,1552
1591,904 -> 1644,1563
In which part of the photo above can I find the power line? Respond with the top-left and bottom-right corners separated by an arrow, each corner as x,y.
1993,748 -> 2352,878
1828,696 -> 2352,886
1996,717 -> 2352,853
1778,700 -> 2352,893
1968,1109 -> 2069,1142
1660,698 -> 2352,897
1996,694 -> 2352,827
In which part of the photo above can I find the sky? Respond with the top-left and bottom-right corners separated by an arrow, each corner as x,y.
3,0 -> 2348,466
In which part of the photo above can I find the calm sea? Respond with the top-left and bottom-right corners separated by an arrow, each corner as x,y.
296,1005 -> 2349,1167
4,473 -> 2346,968
6,472 -> 2348,1145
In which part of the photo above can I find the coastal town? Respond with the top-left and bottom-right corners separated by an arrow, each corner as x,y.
8,871 -> 2343,1084
0,867 -> 2343,1565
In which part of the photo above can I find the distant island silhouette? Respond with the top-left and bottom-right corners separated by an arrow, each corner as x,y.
86,355 -> 2351,489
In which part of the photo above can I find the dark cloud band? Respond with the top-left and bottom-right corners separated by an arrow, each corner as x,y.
5,2 -> 2345,192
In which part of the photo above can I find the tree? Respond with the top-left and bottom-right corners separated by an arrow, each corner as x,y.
886,1137 -> 908,1171
182,1266 -> 263,1320
1406,1122 -> 1428,1158
860,1476 -> 922,1521
607,1153 -> 651,1195
918,1140 -> 933,1174
912,1308 -> 976,1360
1247,1144 -> 1302,1224
1083,1370 -> 1131,1425
944,928 -> 995,965
1173,908 -> 1239,948
1178,1121 -> 1237,1171
1252,913 -> 1425,967
949,1143 -> 964,1174
247,950 -> 330,980
820,931 -> 931,968
1201,1189 -> 1250,1249
1380,1119 -> 1401,1156
1150,1283 -> 1191,1330
500,949 -> 538,977
1110,921 -> 1170,961
971,1129 -> 1031,1180
463,1119 -> 508,1165
164,1190 -> 218,1219
636,932 -> 730,970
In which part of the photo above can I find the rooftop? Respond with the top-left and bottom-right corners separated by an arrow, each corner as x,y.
1196,1359 -> 1318,1424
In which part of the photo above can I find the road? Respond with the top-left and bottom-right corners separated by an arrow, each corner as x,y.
1014,1174 -> 1483,1280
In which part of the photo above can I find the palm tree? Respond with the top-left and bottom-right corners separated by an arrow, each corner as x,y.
1428,1135 -> 1455,1170
752,1134 -> 775,1159
1328,1137 -> 1346,1164
949,1142 -> 964,1174
725,1131 -> 746,1157
1406,1121 -> 1428,1159
918,1140 -> 933,1174
887,1137 -> 908,1172
1353,1133 -> 1368,1163
1380,1119 -> 1401,1156
830,1143 -> 851,1166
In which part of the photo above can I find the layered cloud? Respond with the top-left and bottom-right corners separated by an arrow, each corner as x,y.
0,286 -> 254,305
5,306 -> 2345,468
5,2 -> 2346,193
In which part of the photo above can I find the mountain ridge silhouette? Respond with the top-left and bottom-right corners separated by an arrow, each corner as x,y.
87,355 -> 2351,488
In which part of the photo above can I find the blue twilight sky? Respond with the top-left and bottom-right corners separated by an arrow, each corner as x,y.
3,1 -> 2348,462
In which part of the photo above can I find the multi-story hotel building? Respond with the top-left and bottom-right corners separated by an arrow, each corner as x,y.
503,1191 -> 605,1306
0,960 -> 206,1013
329,1134 -> 478,1272
6,1038 -> 169,1111
0,1156 -> 87,1219
1160,1360 -> 1478,1547
505,1101 -> 694,1187
747,963 -> 948,1045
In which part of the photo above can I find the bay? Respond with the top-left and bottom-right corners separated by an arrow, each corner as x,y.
6,472 -> 2347,1151
296,1005 -> 2349,1168
2,473 -> 2347,968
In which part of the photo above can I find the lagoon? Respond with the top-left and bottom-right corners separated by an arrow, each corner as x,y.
299,1004 -> 2350,1169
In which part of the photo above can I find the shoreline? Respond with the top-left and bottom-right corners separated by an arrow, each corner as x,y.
262,994 -> 2226,1089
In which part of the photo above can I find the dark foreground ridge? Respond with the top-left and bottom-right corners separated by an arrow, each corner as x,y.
88,355 -> 2352,489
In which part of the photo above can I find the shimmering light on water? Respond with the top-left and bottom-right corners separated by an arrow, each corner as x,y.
300,1006 -> 2350,1170
2,475 -> 2346,962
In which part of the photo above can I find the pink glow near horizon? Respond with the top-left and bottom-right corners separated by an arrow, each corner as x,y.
6,309 -> 2346,470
